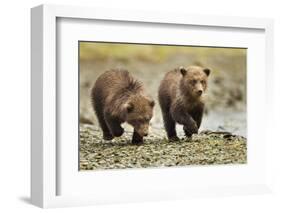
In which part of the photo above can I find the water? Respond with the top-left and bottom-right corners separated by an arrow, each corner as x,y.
201,109 -> 246,137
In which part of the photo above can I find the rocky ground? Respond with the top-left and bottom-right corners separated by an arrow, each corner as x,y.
79,124 -> 247,170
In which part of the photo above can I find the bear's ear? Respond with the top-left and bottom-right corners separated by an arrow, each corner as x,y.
179,66 -> 187,76
124,102 -> 134,113
144,96 -> 155,108
203,68 -> 211,76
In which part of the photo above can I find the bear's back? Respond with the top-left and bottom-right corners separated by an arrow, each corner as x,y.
92,69 -> 143,107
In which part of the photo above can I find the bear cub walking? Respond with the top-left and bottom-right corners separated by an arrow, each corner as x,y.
91,69 -> 155,145
158,66 -> 211,141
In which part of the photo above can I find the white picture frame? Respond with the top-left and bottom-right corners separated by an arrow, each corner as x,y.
31,4 -> 274,208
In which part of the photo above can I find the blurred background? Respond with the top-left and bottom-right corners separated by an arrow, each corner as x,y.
79,42 -> 247,137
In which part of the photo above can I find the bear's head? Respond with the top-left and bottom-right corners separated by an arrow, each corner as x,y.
179,65 -> 211,99
122,95 -> 155,137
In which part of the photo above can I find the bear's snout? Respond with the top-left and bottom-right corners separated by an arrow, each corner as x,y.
137,129 -> 149,137
135,124 -> 149,137
197,90 -> 203,96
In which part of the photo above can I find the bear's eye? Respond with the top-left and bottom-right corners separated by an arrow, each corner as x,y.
200,80 -> 205,84
131,119 -> 144,124
134,118 -> 150,124
191,80 -> 197,84
130,119 -> 138,125
144,118 -> 150,122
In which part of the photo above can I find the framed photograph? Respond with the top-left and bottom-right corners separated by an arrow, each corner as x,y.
31,4 -> 274,208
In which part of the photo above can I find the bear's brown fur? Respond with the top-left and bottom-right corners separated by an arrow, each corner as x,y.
158,65 -> 211,141
91,69 -> 155,144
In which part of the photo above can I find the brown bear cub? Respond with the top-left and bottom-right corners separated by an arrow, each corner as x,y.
91,69 -> 155,145
158,66 -> 211,141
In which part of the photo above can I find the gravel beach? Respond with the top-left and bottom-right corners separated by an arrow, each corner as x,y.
79,124 -> 247,170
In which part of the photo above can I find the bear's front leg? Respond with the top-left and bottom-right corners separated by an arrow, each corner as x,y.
183,118 -> 198,137
184,106 -> 204,137
132,130 -> 143,145
104,114 -> 124,137
171,106 -> 198,137
103,131 -> 114,140
183,122 -> 198,137
109,122 -> 124,137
